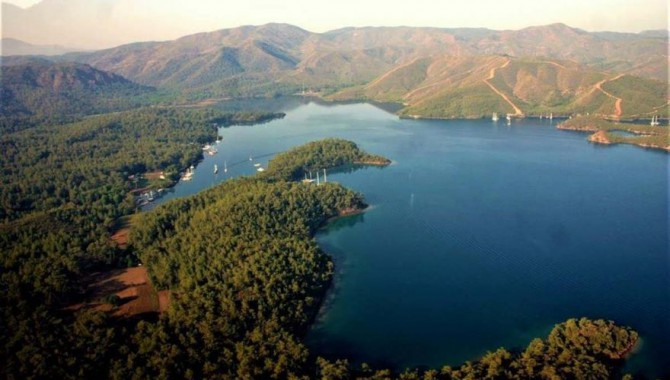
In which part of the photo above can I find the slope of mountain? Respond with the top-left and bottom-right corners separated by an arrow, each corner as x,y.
330,55 -> 668,119
5,22 -> 667,119
1,38 -> 84,56
1,60 -> 153,129
58,23 -> 667,94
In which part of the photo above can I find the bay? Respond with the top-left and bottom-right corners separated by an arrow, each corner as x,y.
150,98 -> 669,377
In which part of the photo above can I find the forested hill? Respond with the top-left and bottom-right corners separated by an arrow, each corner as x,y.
0,60 -> 153,130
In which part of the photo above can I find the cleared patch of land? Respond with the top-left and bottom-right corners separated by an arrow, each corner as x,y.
74,267 -> 170,318
142,171 -> 165,181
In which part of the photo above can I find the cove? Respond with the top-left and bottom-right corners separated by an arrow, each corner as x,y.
150,98 -> 669,377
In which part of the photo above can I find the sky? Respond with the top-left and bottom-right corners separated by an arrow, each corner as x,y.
2,0 -> 668,48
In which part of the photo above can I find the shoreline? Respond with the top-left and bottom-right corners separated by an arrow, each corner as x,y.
556,119 -> 670,153
324,204 -> 376,225
353,159 -> 391,166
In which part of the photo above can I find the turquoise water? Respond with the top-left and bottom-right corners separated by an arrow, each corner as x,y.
150,99 -> 669,377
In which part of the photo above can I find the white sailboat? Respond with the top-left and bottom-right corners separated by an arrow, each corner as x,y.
492,112 -> 499,121
182,168 -> 194,181
214,164 -> 218,174
549,113 -> 553,121
224,161 -> 227,173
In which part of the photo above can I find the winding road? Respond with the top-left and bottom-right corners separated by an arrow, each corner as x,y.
593,74 -> 624,118
483,59 -> 524,116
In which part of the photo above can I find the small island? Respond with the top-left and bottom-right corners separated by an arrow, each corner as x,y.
261,138 -> 391,182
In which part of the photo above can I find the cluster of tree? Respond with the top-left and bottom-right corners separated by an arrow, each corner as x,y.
1,134 -> 641,379
317,318 -> 638,379
0,108 -> 282,223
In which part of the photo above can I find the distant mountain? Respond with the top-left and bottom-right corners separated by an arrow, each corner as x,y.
1,38 -> 84,56
330,55 -> 668,119
63,24 -> 312,90
61,23 -> 667,93
638,30 -> 669,38
1,60 -> 152,129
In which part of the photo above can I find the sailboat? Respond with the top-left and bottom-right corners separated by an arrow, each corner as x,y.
182,167 -> 194,181
549,113 -> 553,121
224,161 -> 228,173
650,115 -> 660,126
492,112 -> 499,121
214,164 -> 218,174
506,114 -> 512,125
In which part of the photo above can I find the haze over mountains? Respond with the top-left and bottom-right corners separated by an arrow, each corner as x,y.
0,38 -> 83,56
2,22 -> 668,119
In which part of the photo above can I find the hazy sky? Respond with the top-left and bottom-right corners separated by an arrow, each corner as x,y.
2,0 -> 668,48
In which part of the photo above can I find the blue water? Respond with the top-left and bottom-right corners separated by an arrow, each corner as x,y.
150,99 -> 669,377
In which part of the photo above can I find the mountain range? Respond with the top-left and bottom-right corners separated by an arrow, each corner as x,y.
2,22 -> 668,119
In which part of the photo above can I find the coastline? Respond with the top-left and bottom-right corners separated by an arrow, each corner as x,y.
558,119 -> 670,153
324,204 -> 376,225
353,159 -> 391,166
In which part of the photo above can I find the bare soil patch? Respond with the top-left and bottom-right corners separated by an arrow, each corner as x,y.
74,267 -> 170,318
143,171 -> 164,181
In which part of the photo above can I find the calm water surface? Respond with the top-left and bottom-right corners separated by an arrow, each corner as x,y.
150,99 -> 669,377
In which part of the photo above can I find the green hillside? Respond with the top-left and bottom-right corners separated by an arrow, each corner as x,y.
331,55 -> 668,120
0,60 -> 154,131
